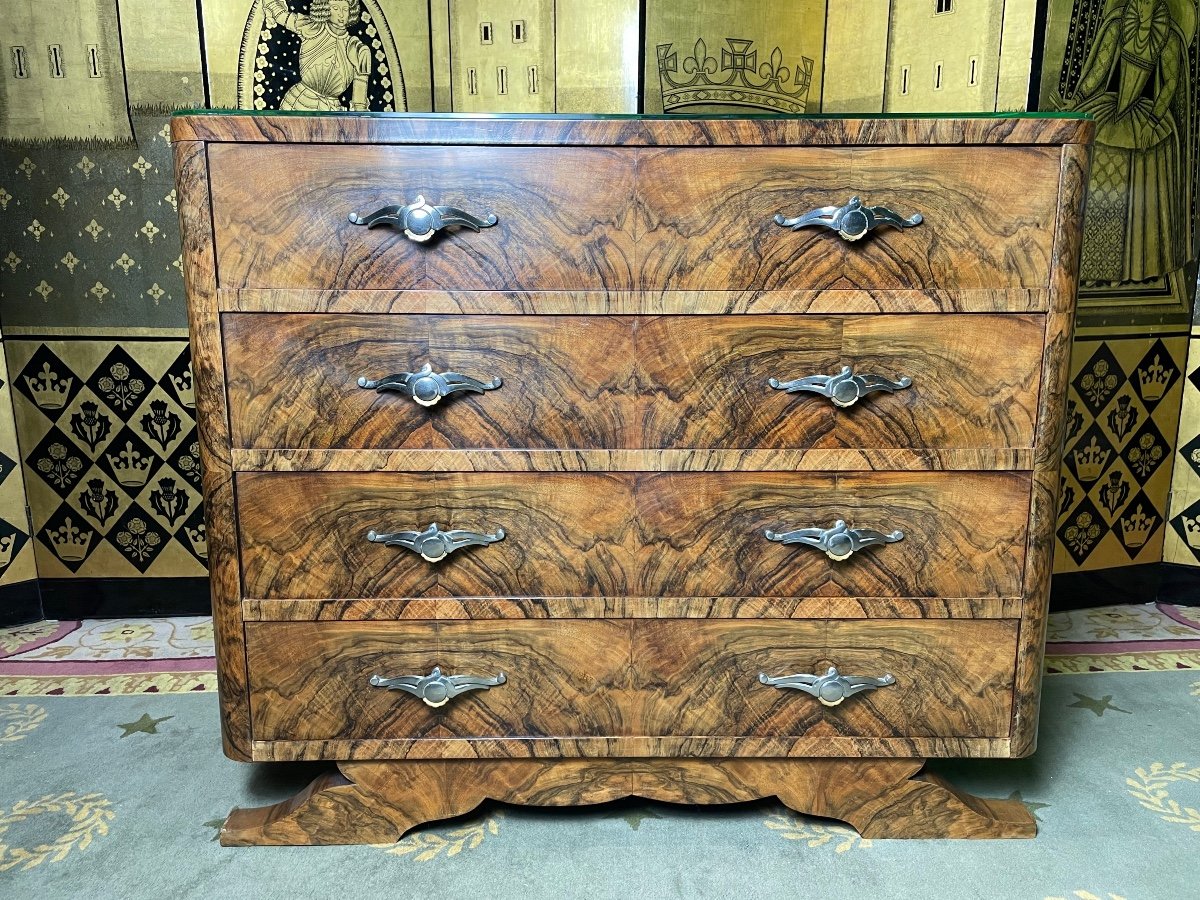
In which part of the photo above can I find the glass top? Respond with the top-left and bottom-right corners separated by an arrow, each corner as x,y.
172,109 -> 1091,121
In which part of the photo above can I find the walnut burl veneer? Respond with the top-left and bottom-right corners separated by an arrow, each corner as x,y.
172,112 -> 1092,845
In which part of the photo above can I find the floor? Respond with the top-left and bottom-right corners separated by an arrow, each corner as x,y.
1,603 -> 1198,899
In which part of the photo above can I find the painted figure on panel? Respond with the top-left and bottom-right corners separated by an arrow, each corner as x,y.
1055,0 -> 1196,284
263,0 -> 372,109
237,0 -> 406,111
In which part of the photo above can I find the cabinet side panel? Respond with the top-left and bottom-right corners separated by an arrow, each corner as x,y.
1011,141 -> 1091,757
174,139 -> 251,761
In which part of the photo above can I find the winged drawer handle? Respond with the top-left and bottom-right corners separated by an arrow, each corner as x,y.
369,666 -> 506,708
367,522 -> 506,563
773,196 -> 922,241
765,520 -> 904,562
759,666 -> 896,707
348,195 -> 498,243
769,365 -> 912,409
358,363 -> 502,407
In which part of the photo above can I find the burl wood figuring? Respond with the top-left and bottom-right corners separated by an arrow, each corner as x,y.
171,112 -> 1093,845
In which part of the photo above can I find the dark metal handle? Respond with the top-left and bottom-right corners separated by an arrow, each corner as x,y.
768,365 -> 912,408
367,522 -> 505,563
358,363 -> 502,407
369,666 -> 506,708
773,196 -> 922,241
765,519 -> 904,561
348,195 -> 498,243
759,665 -> 896,707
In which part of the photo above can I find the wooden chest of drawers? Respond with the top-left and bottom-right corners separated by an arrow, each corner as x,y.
172,112 -> 1092,845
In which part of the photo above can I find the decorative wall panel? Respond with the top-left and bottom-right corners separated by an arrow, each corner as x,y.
201,0 -> 433,111
4,338 -> 204,579
0,331 -> 37,592
1055,335 -> 1187,573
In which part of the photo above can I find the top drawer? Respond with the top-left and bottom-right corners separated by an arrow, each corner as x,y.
209,144 -> 638,291
209,144 -> 1061,294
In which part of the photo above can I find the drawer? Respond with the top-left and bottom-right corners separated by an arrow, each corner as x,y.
246,620 -> 631,742
637,146 -> 1060,291
245,618 -> 1016,742
224,312 -> 1043,451
630,619 -> 1017,739
209,144 -> 637,290
237,471 -> 1030,600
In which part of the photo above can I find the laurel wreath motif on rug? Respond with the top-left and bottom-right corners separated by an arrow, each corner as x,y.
381,812 -> 503,862
0,792 -> 115,872
763,812 -> 872,852
1126,762 -> 1200,831
0,704 -> 46,743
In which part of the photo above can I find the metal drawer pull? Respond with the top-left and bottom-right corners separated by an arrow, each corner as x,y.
370,666 -> 506,708
358,363 -> 502,407
773,195 -> 922,242
759,666 -> 895,707
769,365 -> 911,408
367,522 -> 506,563
765,519 -> 904,561
348,195 -> 498,243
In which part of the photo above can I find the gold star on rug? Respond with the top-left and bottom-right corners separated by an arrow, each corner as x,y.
600,805 -> 666,830
1005,790 -> 1051,821
1067,693 -> 1131,716
117,712 -> 174,737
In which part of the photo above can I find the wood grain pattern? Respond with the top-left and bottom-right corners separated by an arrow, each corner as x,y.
231,447 -> 1035,473
173,111 -> 1093,147
246,619 -> 1015,743
223,287 -> 1050,315
250,735 -> 1012,761
236,471 -> 1030,600
242,596 -> 1023,622
225,313 -> 1043,452
247,620 -> 632,743
1010,142 -> 1091,758
174,141 -> 250,762
219,757 -> 1034,845
636,146 -> 1060,290
210,145 -> 637,291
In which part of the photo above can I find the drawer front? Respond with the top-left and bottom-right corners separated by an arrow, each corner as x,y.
246,619 -> 1016,742
631,619 -> 1016,739
209,145 -> 637,290
225,312 -> 1043,451
237,471 -> 1030,600
637,146 -> 1060,291
247,620 -> 631,742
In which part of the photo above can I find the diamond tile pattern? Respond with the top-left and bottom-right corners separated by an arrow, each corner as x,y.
1057,336 -> 1187,573
8,339 -> 205,578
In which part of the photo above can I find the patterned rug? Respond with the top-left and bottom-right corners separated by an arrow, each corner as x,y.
1,605 -> 1198,899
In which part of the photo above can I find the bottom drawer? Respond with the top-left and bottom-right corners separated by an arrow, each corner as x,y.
246,619 -> 1017,743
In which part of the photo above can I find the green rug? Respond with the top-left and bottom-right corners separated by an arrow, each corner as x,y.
2,670 -> 1197,899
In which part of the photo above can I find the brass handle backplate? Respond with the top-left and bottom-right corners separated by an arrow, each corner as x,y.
358,363 -> 502,407
367,522 -> 506,563
769,365 -> 912,408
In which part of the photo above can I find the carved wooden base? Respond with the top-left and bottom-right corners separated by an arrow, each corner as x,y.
220,758 -> 1034,845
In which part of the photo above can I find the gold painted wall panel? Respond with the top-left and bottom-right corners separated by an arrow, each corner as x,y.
555,0 -> 639,113
821,0 -> 889,113
0,0 -> 133,142
643,0 -> 827,115
118,0 -> 206,111
448,0 -> 555,112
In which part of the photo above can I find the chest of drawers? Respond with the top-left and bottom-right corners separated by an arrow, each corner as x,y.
172,112 -> 1092,845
